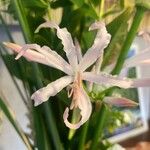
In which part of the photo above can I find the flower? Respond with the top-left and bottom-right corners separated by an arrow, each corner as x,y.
4,21 -> 150,129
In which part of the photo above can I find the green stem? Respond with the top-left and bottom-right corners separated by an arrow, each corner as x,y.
46,1 -> 51,20
78,121 -> 89,150
12,0 -> 63,149
90,104 -> 108,150
12,0 -> 32,43
111,6 -> 146,75
99,0 -> 105,19
33,107 -> 50,150
43,102 -> 64,150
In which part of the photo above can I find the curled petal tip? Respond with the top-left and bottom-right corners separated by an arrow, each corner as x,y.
89,21 -> 105,31
63,107 -> 69,120
34,21 -> 58,34
31,91 -> 46,106
34,28 -> 39,33
15,54 -> 22,60
63,107 -> 81,129
63,87 -> 92,129
15,49 -> 26,60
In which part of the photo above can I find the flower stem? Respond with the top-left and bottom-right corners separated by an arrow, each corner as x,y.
90,104 -> 108,150
12,0 -> 32,43
99,0 -> 105,19
111,6 -> 146,75
78,121 -> 89,150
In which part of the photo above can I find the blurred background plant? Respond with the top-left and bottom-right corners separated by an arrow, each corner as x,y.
0,0 -> 150,149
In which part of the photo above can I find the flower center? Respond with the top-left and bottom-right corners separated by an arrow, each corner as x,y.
67,72 -> 82,109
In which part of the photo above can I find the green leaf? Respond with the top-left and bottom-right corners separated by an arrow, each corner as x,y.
119,0 -> 125,9
33,107 -> 52,150
82,26 -> 96,51
1,54 -> 36,84
111,6 -> 146,74
136,0 -> 150,10
22,0 -> 48,9
0,96 -> 32,150
90,104 -> 109,150
102,8 -> 133,68
33,34 -> 51,47
107,8 -> 132,37
50,0 -> 72,9
82,4 -> 98,19
91,0 -> 102,6
70,0 -> 84,7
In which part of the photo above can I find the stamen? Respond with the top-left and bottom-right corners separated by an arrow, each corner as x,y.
67,72 -> 82,109
68,88 -> 73,98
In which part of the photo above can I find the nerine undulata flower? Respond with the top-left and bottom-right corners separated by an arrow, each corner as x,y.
4,21 -> 150,129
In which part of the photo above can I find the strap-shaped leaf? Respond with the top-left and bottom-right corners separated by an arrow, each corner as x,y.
102,8 -> 132,68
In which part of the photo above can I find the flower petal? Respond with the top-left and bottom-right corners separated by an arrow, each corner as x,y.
79,21 -> 111,72
35,21 -> 78,69
131,78 -> 150,87
82,72 -> 133,88
86,66 -> 96,92
23,44 -> 73,75
74,38 -> 82,63
123,48 -> 150,68
3,42 -> 47,63
4,42 -> 73,75
63,86 -> 92,129
138,30 -> 150,42
31,76 -> 73,106
104,97 -> 138,107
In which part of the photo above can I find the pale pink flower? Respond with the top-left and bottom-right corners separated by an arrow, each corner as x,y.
3,21 -> 150,129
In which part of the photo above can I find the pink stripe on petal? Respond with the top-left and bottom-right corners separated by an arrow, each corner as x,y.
79,21 -> 111,72
104,97 -> 138,107
63,86 -> 92,129
74,38 -> 82,63
82,72 -> 133,88
31,76 -> 73,106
